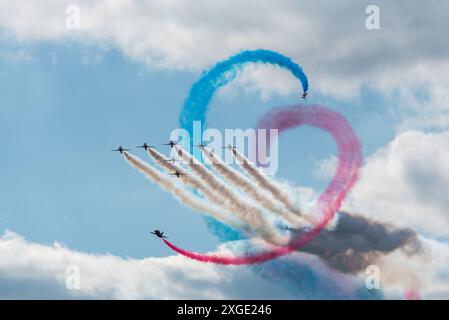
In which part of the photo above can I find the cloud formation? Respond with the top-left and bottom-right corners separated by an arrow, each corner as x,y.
0,230 -> 295,299
0,0 -> 448,120
347,130 -> 449,238
2,229 -> 449,299
1,0 -> 449,299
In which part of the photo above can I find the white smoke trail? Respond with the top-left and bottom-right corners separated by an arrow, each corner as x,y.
164,146 -> 290,245
173,146 -> 254,208
147,148 -> 242,214
201,146 -> 304,226
147,148 -> 182,173
123,149 -> 427,291
231,148 -> 308,220
123,152 -> 240,228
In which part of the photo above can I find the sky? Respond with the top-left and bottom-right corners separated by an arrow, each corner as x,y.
0,0 -> 449,299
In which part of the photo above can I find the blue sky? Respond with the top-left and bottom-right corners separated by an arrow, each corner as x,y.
0,40 -> 400,259
0,42 -> 211,258
1,0 -> 449,299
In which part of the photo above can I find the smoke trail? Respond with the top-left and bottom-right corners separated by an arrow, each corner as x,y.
173,145 -> 263,216
147,147 -> 206,193
148,146 -> 244,218
179,49 -> 308,138
175,50 -> 312,262
146,148 -> 244,224
173,49 -> 421,297
201,146 -> 304,226
164,105 -> 363,265
257,105 -> 362,214
404,291 -> 421,300
173,145 -> 221,184
147,147 -> 183,173
230,147 -> 307,220
123,151 -> 238,228
148,147 -> 286,244
256,105 -> 423,275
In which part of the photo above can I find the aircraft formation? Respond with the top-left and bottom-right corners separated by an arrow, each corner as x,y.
112,140 -> 181,161
111,89 -> 309,241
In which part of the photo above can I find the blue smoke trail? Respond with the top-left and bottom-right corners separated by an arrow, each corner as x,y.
179,49 -> 309,242
178,49 -> 380,299
179,49 -> 309,139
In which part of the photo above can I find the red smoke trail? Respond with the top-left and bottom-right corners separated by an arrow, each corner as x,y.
163,105 -> 362,265
404,290 -> 421,300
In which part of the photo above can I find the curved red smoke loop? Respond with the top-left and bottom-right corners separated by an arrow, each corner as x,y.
163,105 -> 362,265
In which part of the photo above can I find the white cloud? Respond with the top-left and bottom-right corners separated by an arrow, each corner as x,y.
321,128 -> 449,298
0,0 -> 448,120
0,230 -> 294,299
313,155 -> 338,181
375,236 -> 449,299
2,229 -> 449,299
218,64 -> 300,101
1,0 -> 449,299
346,130 -> 449,238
